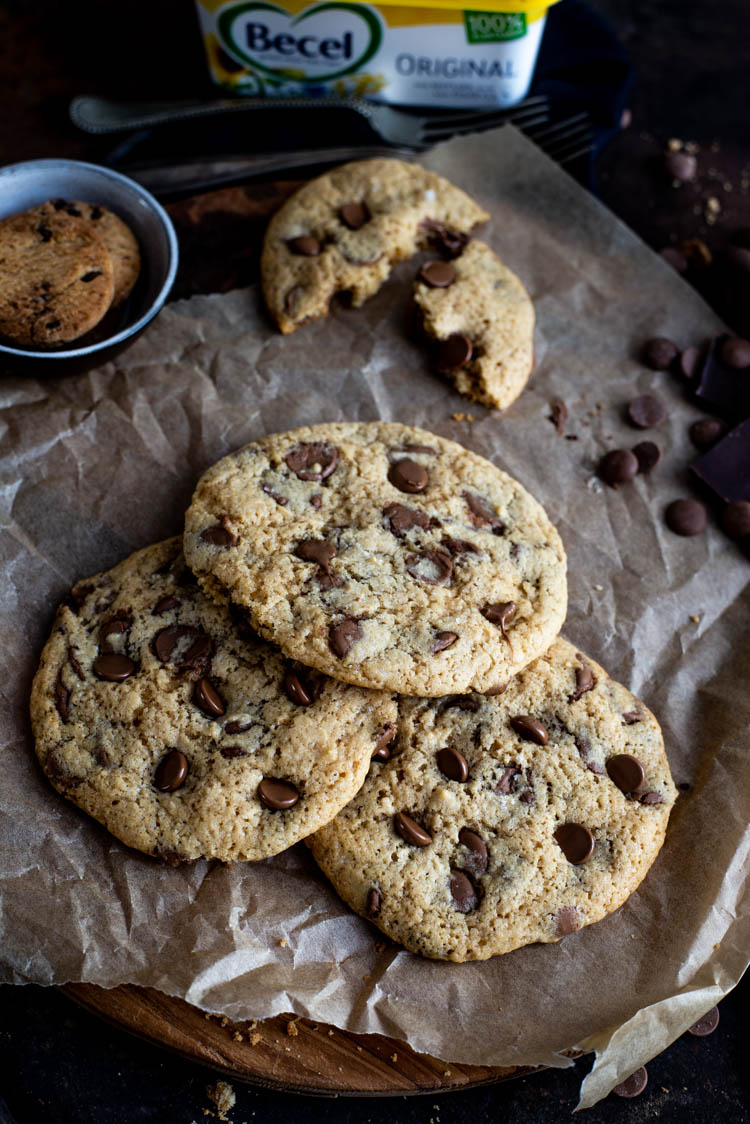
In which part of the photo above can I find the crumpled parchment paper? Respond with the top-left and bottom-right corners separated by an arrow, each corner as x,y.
1,127 -> 747,1108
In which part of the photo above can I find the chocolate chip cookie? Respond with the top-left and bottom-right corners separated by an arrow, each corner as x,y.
0,207 -> 114,346
261,158 -> 488,334
183,422 -> 567,696
309,637 -> 677,961
413,240 -> 535,410
30,539 -> 396,864
36,199 -> 141,306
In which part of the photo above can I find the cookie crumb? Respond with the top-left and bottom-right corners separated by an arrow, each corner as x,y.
443,1068 -> 451,1077
206,1080 -> 236,1121
391,1053 -> 398,1063
249,1032 -> 261,1046
220,1017 -> 229,1028
689,614 -> 701,623
232,1031 -> 244,1042
286,1018 -> 300,1037
328,1029 -> 335,1036
451,411 -> 475,422
279,938 -> 288,947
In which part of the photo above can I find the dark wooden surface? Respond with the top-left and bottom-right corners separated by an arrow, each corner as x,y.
2,1 -> 749,1120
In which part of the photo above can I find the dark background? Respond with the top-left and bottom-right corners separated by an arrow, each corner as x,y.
1,1 -> 748,1120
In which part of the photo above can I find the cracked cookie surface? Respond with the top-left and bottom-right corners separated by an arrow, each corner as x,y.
30,538 -> 396,864
310,637 -> 677,961
183,422 -> 567,696
261,158 -> 488,334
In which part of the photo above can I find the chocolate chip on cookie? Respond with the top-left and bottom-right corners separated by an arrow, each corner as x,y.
436,746 -> 469,782
258,777 -> 300,810
418,261 -> 456,288
388,458 -> 429,493
154,750 -> 189,792
394,811 -> 432,846
554,823 -> 595,864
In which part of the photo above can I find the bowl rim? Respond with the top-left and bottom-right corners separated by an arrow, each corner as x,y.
0,158 -> 179,360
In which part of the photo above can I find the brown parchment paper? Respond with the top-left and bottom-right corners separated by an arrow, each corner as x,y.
1,127 -> 748,1108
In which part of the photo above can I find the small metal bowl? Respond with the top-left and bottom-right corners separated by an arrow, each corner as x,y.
0,158 -> 178,376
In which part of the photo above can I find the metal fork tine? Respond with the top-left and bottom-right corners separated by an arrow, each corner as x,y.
534,126 -> 594,158
421,93 -> 549,129
524,111 -> 590,141
544,135 -> 595,163
423,110 -> 550,145
420,103 -> 549,138
528,120 -> 593,147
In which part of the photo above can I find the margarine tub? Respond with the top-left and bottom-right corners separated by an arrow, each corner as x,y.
195,0 -> 561,108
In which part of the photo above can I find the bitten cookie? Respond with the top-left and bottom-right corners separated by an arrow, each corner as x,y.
413,240 -> 535,410
0,207 -> 114,346
30,538 -> 396,864
261,158 -> 488,333
36,199 -> 141,306
183,422 -> 567,697
310,638 -> 678,961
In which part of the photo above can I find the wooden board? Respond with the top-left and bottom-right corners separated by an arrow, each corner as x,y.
64,983 -> 536,1096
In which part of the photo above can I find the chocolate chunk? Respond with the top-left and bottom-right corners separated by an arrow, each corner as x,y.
570,659 -> 595,701
495,765 -> 521,794
68,647 -> 84,680
288,235 -> 320,256
642,338 -> 678,370
225,719 -> 252,734
95,744 -> 111,767
549,398 -> 568,435
37,224 -> 52,242
665,498 -> 708,536
687,1006 -> 720,1036
598,448 -> 639,488
691,417 -> 750,504
328,617 -> 360,658
153,595 -> 180,614
388,458 -> 428,494
606,754 -> 645,794
365,887 -> 382,918
720,337 -> 750,369
679,346 -> 703,381
444,696 -> 480,712
613,1067 -> 648,1099
418,260 -> 456,288
193,677 -> 226,717
80,270 -> 102,283
554,906 -> 580,937
310,493 -> 322,509
694,335 -> 750,419
283,669 -> 314,706
659,247 -> 688,273
372,723 -> 397,761
437,333 -> 473,372
433,631 -> 458,652
721,500 -> 750,538
575,735 -> 604,775
394,811 -> 432,846
621,710 -> 641,725
480,601 -> 515,638
665,150 -> 697,182
54,671 -> 70,721
220,745 -> 248,759
179,634 -> 213,678
441,537 -> 479,556
45,318 -> 61,331
340,201 -> 369,230
450,869 -> 479,912
66,582 -> 94,613
689,418 -> 726,449
420,219 -> 469,259
510,715 -> 549,745
458,827 -> 488,873
262,484 -> 288,506
154,749 -> 188,792
201,518 -> 237,548
554,823 -> 595,864
639,791 -> 664,805
436,746 -> 469,782
405,549 -> 453,585
93,654 -> 136,681
99,611 -> 132,651
295,538 -> 337,577
258,778 -> 299,810
627,394 -> 667,429
384,502 -> 430,537
633,441 -> 662,474
463,491 -> 504,531
89,205 -> 103,220
285,441 -> 339,481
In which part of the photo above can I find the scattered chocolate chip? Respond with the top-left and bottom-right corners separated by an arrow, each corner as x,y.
598,448 -> 639,488
285,442 -> 339,481
373,723 -> 397,760
633,440 -> 662,474
80,270 -> 102,283
665,498 -> 708,536
639,791 -> 664,805
727,245 -> 750,273
627,394 -> 667,429
193,677 -> 226,717
225,719 -> 252,735
437,333 -> 473,372
405,549 -> 453,585
283,669 -> 314,706
679,346 -> 703,381
665,150 -> 697,182
433,630 -> 458,653
388,458 -> 428,494
721,500 -> 750,538
549,398 -> 568,435
621,710 -> 641,725
687,1006 -> 720,1036
689,418 -> 726,449
394,811 -> 432,846
54,671 -> 70,721
154,749 -> 188,792
642,337 -> 678,370
554,906 -> 580,937
93,654 -> 136,682
695,335 -> 750,418
480,601 -> 515,638
329,617 -> 360,658
463,492 -> 504,531
153,595 -> 180,614
606,753 -> 645,794
220,745 -> 248,759
384,502 -> 430,537
288,235 -> 320,256
201,519 -> 237,548
418,260 -> 456,288
554,823 -> 595,864
495,765 -> 521,794
68,647 -> 84,680
659,247 -> 688,273
721,336 -> 750,369
613,1067 -> 648,1099
436,746 -> 469,782
458,827 -> 488,873
258,777 -> 299,810
511,716 -> 549,746
365,887 -> 382,918
262,484 -> 288,506
340,201 -> 369,230
450,868 -> 479,912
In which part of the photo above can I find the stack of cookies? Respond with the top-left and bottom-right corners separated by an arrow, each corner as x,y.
0,199 -> 140,348
31,420 -> 677,962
